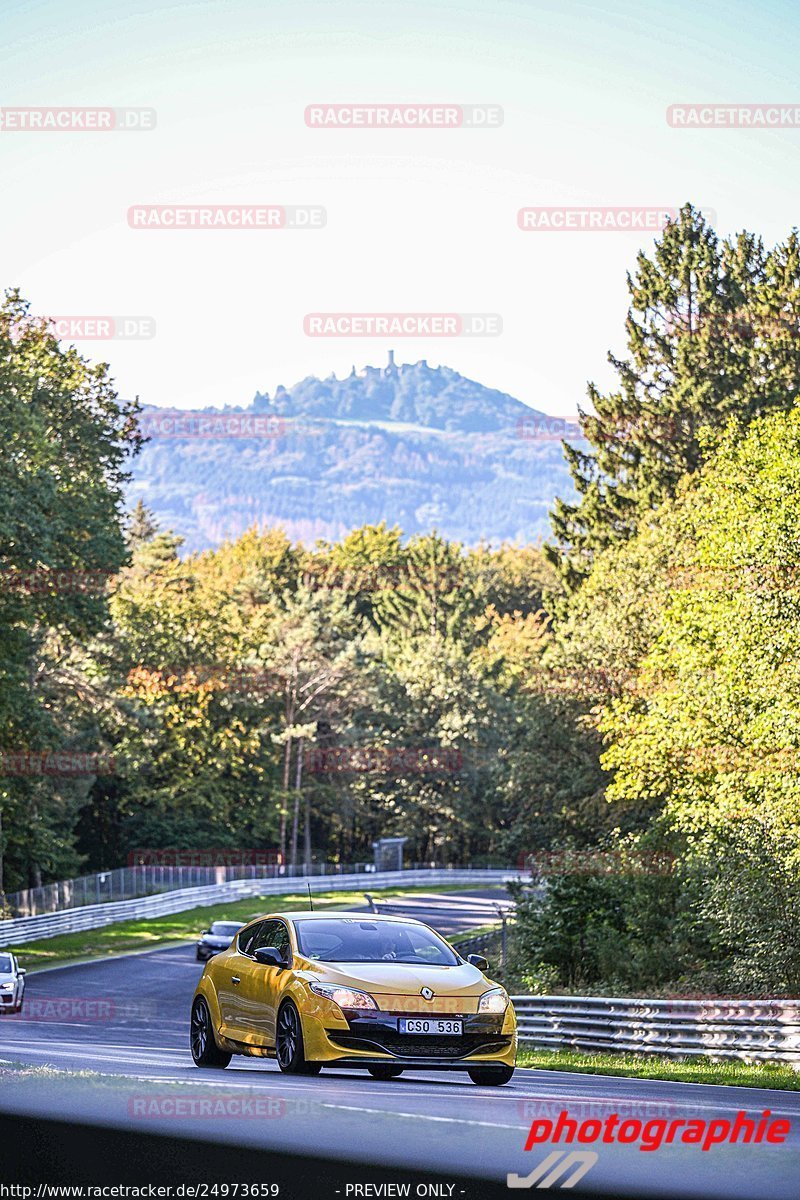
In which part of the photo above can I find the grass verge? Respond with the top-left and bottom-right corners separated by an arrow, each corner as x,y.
518,1047 -> 800,1090
9,884 -> 480,972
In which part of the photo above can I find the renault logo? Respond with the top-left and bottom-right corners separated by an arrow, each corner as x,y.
420,987 -> 434,1001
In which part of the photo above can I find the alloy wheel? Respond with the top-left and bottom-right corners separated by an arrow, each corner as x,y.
191,1000 -> 209,1060
277,1003 -> 299,1067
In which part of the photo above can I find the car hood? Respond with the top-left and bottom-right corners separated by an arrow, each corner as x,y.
0,972 -> 16,983
298,958 -> 489,996
200,936 -> 230,946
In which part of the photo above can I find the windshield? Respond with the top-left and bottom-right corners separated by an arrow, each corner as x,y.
210,922 -> 239,937
293,919 -> 459,965
0,954 -> 13,974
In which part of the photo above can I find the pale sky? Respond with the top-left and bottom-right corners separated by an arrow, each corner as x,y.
3,0 -> 800,416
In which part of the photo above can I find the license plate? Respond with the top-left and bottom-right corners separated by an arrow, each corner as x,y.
398,1018 -> 463,1035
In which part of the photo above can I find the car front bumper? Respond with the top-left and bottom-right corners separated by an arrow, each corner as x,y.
302,1008 -> 517,1069
197,944 -> 225,959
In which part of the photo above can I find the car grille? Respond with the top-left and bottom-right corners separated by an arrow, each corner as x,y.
329,1031 -> 511,1059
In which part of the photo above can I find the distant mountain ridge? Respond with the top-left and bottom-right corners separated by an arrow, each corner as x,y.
130,354 -> 581,553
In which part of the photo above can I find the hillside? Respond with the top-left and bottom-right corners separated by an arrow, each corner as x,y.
129,354 -> 581,551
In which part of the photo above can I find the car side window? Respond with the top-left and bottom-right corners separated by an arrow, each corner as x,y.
271,921 -> 291,962
237,922 -> 263,956
249,919 -> 281,955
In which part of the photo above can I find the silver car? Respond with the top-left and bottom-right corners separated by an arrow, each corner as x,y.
0,952 -> 26,1014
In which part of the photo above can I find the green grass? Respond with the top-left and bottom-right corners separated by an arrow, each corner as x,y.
518,1047 -> 800,1090
451,922 -> 500,943
9,884 -> 482,973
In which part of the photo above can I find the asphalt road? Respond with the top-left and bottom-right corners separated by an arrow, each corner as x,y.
0,891 -> 797,1198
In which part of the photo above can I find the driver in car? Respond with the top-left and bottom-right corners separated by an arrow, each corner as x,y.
378,929 -> 410,960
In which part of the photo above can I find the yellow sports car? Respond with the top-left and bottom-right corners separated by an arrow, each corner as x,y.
190,911 -> 516,1085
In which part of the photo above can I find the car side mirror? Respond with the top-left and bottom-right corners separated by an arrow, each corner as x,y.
254,946 -> 287,969
202,930 -> 210,936
18,968 -> 26,976
467,953 -> 489,972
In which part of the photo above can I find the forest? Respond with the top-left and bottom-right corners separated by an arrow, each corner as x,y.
2,203 -> 800,994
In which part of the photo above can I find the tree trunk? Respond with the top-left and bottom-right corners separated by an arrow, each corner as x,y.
279,736 -> 292,863
303,787 -> 311,869
290,737 -> 304,868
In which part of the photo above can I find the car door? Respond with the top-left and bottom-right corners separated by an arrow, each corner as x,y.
13,957 -> 23,1008
261,920 -> 292,1044
216,921 -> 263,1039
235,918 -> 291,1046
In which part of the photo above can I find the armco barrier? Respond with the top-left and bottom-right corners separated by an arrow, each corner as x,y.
511,994 -> 800,1063
0,868 -> 521,947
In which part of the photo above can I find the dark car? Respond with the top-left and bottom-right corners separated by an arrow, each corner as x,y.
196,920 -> 242,962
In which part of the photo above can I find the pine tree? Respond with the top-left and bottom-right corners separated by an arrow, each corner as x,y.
126,500 -> 159,549
547,204 -> 800,591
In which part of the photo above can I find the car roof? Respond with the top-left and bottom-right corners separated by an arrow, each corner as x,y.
247,910 -> 426,925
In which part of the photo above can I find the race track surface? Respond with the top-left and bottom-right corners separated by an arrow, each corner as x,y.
0,891 -> 797,1198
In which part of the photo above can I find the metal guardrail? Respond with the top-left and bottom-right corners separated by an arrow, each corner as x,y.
511,994 -> 800,1063
4,860 -> 439,917
453,929 -> 502,955
0,868 -> 522,948
364,892 -> 519,967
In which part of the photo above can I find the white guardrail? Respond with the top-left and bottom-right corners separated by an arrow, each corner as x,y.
0,868 -> 522,948
511,994 -> 800,1064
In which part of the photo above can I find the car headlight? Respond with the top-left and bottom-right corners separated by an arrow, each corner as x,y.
0,983 -> 13,991
478,987 -> 508,1014
310,983 -> 378,1011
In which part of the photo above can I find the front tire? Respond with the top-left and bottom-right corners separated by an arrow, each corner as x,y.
276,1000 -> 321,1075
468,1065 -> 514,1086
368,1065 -> 403,1080
191,997 -> 231,1068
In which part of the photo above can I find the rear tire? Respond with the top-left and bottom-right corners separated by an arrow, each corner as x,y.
276,1000 -> 321,1075
468,1065 -> 514,1086
191,997 -> 231,1068
367,1065 -> 403,1080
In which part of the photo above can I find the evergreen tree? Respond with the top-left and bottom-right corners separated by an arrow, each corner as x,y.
547,204 -> 800,590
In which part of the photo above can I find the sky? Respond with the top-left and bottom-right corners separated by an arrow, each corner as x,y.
2,0 -> 800,416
